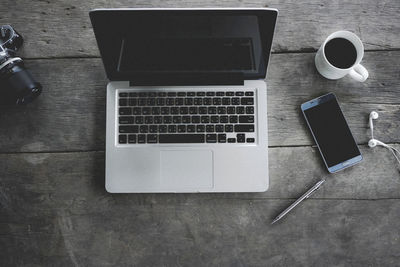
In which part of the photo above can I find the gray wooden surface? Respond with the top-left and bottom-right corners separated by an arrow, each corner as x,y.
1,0 -> 400,266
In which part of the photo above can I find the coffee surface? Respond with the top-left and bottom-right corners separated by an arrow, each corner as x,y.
324,38 -> 357,69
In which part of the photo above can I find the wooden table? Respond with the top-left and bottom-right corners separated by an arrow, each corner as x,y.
1,1 -> 399,266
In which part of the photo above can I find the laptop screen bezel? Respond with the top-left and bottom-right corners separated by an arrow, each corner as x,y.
90,8 -> 278,83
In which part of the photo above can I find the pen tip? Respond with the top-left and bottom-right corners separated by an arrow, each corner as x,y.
271,219 -> 278,225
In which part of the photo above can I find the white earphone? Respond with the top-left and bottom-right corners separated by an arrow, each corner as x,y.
368,111 -> 400,165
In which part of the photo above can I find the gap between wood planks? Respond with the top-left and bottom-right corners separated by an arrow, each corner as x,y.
0,143 -> 398,154
21,48 -> 400,61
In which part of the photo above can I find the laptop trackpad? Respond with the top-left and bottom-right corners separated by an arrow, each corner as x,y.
160,150 -> 214,190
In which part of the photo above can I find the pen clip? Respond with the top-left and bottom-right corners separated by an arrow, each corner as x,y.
306,180 -> 324,199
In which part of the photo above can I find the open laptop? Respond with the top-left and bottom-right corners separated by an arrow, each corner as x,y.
89,8 -> 278,192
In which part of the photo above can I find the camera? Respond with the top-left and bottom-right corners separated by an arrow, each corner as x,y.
0,25 -> 42,105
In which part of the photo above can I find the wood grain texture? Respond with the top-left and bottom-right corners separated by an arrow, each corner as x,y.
0,51 -> 398,153
1,194 -> 399,266
0,0 -> 399,58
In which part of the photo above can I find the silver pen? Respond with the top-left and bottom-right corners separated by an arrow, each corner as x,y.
271,179 -> 325,224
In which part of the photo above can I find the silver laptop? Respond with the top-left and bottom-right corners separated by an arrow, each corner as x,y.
90,8 -> 278,192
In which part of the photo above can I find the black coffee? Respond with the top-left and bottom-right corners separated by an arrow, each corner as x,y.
324,38 -> 357,69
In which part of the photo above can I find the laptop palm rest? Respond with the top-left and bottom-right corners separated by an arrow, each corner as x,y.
160,150 -> 214,190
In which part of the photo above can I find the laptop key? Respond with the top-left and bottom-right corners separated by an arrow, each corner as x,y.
163,116 -> 172,124
227,107 -> 235,114
199,107 -> 208,114
119,116 -> 134,124
152,107 -> 160,115
168,125 -> 177,133
129,98 -> 137,106
227,138 -> 236,143
119,107 -> 131,115
187,125 -> 196,132
119,98 -> 127,106
211,116 -> 219,123
178,125 -> 186,133
245,91 -> 254,96
239,115 -> 255,123
235,124 -> 254,132
119,126 -> 138,133
236,106 -> 245,114
135,116 -> 143,124
159,125 -> 167,133
246,138 -> 255,143
246,106 -> 254,114
119,134 -> 127,144
220,116 -> 228,123
216,125 -> 224,132
195,124 -> 204,132
208,107 -> 217,114
206,134 -> 217,143
241,97 -> 254,105
225,125 -> 233,132
138,135 -> 146,143
140,125 -> 148,133
149,125 -> 158,133
231,98 -> 240,105
229,115 -> 238,123
147,134 -> 157,143
132,107 -> 141,115
119,92 -> 128,97
237,134 -> 246,143
218,134 -> 227,143
191,116 -> 200,123
222,97 -> 230,105
173,116 -> 181,123
144,116 -> 153,124
182,116 -> 191,123
154,116 -> 162,124
171,107 -> 179,115
206,125 -> 215,132
128,134 -> 137,144
201,116 -> 210,123
159,134 -> 205,143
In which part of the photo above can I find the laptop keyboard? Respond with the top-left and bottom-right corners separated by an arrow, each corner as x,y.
117,90 -> 256,144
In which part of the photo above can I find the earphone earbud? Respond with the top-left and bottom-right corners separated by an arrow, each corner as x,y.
367,111 -> 400,165
368,139 -> 389,148
369,111 -> 379,138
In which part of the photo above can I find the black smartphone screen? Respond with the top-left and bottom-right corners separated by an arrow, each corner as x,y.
303,96 -> 360,167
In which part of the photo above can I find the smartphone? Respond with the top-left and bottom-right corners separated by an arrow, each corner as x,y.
301,93 -> 362,173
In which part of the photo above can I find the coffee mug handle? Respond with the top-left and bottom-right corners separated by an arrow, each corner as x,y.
349,64 -> 369,82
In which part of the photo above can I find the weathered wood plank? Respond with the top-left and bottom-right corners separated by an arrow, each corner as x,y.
0,0 -> 399,58
0,146 -> 398,201
0,51 -> 398,152
1,195 -> 399,266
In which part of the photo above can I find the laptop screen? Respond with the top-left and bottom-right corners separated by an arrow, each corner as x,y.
90,9 -> 278,82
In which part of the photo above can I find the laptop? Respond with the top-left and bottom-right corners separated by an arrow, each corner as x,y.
89,8 -> 278,192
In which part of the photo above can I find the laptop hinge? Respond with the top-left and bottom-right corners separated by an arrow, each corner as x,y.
128,73 -> 244,86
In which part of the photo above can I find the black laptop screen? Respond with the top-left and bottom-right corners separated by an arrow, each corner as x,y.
90,9 -> 278,82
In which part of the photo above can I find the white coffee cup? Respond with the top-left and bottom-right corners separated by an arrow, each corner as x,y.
315,31 -> 368,82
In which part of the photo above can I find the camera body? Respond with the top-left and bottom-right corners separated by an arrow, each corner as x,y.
0,25 -> 42,105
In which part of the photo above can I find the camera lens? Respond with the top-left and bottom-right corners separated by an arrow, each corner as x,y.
0,61 -> 42,105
